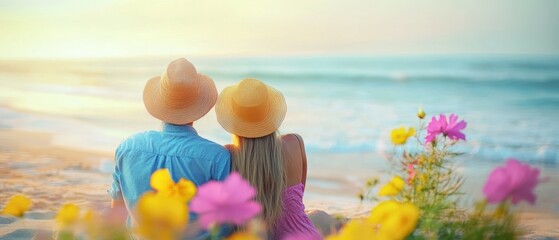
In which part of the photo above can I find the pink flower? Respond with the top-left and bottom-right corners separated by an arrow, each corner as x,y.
190,172 -> 262,229
406,163 -> 416,184
425,114 -> 467,143
483,158 -> 540,205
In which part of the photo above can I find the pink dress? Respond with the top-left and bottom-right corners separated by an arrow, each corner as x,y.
272,183 -> 322,240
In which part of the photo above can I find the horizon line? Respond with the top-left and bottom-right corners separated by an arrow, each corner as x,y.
1,52 -> 559,62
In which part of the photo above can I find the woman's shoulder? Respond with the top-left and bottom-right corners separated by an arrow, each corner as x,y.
282,133 -> 306,155
281,133 -> 304,144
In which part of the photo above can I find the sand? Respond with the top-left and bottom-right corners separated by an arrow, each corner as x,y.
0,129 -> 558,239
0,129 -> 113,239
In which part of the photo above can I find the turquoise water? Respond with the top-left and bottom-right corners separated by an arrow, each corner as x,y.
0,55 -> 558,164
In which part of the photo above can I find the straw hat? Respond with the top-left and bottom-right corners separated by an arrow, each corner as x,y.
215,78 -> 287,138
143,58 -> 217,125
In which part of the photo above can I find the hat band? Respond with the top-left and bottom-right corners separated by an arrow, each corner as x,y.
231,99 -> 269,123
159,71 -> 200,109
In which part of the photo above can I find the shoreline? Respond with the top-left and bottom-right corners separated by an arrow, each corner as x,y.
1,129 -> 558,238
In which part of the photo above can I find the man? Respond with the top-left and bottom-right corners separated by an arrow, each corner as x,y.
108,58 -> 231,233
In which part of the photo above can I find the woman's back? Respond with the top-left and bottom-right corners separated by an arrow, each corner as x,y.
281,134 -> 306,187
273,134 -> 321,240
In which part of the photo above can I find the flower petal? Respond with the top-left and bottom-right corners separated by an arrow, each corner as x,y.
505,159 -> 540,205
483,167 -> 511,203
190,182 -> 224,213
55,204 -> 81,228
224,173 -> 257,203
2,194 -> 32,217
369,200 -> 400,224
151,169 -> 175,193
177,179 -> 197,202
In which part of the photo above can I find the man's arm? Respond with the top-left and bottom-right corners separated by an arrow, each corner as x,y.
109,146 -> 124,207
111,194 -> 125,208
109,192 -> 128,225
212,148 -> 232,181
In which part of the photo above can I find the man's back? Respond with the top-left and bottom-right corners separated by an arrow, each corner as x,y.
109,123 -> 231,215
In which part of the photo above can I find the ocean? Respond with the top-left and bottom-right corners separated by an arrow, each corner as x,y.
1,55 -> 558,164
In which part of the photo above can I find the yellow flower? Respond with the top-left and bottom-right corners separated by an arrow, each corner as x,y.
82,209 -> 102,238
415,185 -> 423,193
151,168 -> 197,203
420,174 -> 427,184
390,127 -> 415,145
135,192 -> 188,240
378,176 -> 405,196
368,201 -> 420,240
55,204 -> 80,228
378,202 -> 419,240
227,231 -> 261,240
417,107 -> 426,119
1,194 -> 32,217
326,219 -> 376,240
368,200 -> 400,225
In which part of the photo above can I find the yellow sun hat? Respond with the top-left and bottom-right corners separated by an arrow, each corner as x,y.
215,78 -> 287,138
143,58 -> 217,125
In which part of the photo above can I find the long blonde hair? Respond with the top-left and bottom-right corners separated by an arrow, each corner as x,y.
231,131 -> 286,227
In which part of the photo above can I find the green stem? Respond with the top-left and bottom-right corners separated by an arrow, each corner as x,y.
209,225 -> 221,240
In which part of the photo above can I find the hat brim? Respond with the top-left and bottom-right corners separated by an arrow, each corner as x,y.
143,73 -> 217,125
215,84 -> 287,138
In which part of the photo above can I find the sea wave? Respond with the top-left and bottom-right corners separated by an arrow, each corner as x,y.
201,68 -> 559,83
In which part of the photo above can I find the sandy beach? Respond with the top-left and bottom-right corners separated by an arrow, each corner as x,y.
1,128 -> 558,239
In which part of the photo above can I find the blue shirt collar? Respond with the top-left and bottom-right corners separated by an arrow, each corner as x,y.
162,122 -> 198,135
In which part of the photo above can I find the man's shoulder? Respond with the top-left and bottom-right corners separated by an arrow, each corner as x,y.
191,136 -> 229,157
117,130 -> 160,151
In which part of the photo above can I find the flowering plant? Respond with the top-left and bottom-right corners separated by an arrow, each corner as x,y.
357,109 -> 543,239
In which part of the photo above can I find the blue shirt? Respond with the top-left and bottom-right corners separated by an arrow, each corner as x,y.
108,123 -> 231,223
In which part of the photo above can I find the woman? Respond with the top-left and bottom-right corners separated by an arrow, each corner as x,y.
215,78 -> 322,239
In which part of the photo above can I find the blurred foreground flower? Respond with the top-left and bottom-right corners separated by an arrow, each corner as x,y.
390,127 -> 415,145
227,231 -> 261,240
325,219 -> 375,240
136,192 -> 188,240
81,206 -> 130,239
55,204 -> 80,228
151,168 -> 197,202
81,209 -> 102,238
1,194 -> 32,217
483,158 -> 540,205
369,200 -> 420,240
425,114 -> 467,143
378,176 -> 405,196
191,172 -> 262,229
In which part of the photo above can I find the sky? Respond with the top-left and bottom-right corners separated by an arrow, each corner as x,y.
1,0 -> 558,59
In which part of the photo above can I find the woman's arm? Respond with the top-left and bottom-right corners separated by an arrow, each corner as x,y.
291,133 -> 308,187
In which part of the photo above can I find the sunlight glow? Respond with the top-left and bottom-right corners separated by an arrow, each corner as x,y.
1,0 -> 558,59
